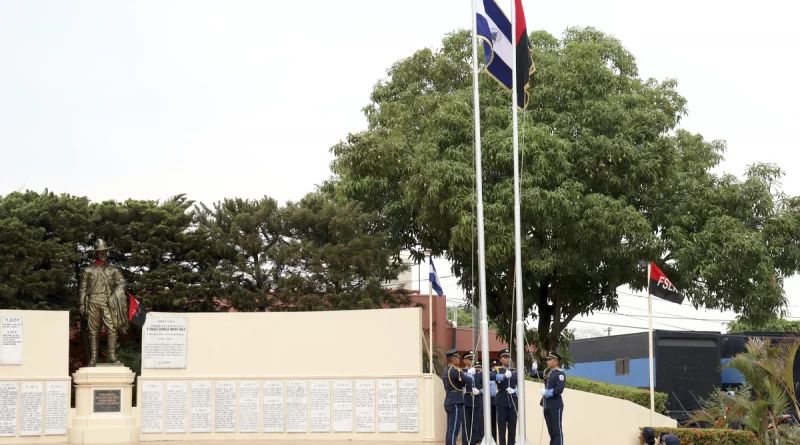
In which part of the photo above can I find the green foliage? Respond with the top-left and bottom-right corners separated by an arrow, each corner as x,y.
93,194 -> 220,312
0,189 -> 407,314
639,427 -> 760,445
328,27 -> 800,355
423,343 -> 447,376
0,190 -> 90,310
526,327 -> 574,368
1,188 -> 408,370
273,192 -> 410,311
689,337 -> 800,444
528,374 -> 668,413
450,304 -> 499,330
689,383 -> 753,429
727,318 -> 800,333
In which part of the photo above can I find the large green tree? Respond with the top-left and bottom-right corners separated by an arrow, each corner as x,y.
91,194 -> 220,312
273,192 -> 410,311
0,190 -> 91,310
195,197 -> 283,311
329,27 -> 800,355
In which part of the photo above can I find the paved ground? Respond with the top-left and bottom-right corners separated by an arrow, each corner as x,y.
56,442 -> 444,445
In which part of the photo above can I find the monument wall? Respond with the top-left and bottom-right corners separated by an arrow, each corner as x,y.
0,310 -> 71,445
136,308 -> 445,442
522,380 -> 677,444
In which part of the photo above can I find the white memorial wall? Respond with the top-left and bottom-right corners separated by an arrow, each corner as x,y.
0,311 -> 70,445
137,377 -> 420,438
136,309 -> 431,441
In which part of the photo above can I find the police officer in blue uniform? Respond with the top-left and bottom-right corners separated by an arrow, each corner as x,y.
462,351 -> 482,445
540,351 -> 566,445
491,348 -> 517,445
443,348 -> 467,445
472,361 -> 485,443
489,359 -> 499,442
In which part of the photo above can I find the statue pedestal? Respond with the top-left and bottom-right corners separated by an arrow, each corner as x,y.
68,365 -> 138,444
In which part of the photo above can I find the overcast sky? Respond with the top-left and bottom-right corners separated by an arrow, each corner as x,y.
2,0 -> 798,336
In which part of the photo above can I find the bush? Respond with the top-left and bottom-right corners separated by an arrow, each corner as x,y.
528,375 -> 668,413
639,427 -> 759,445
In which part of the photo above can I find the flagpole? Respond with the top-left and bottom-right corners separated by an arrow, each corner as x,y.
647,262 -> 655,426
510,0 -> 528,442
471,2 -> 495,443
426,250 -> 434,375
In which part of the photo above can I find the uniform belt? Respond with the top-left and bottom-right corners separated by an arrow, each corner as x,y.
448,390 -> 463,393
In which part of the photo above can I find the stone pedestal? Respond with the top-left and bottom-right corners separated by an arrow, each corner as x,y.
68,366 -> 137,444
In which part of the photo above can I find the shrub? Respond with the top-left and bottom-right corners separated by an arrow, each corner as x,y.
527,375 -> 668,413
639,427 -> 759,445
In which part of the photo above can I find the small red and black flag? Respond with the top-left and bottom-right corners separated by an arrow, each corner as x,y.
648,262 -> 685,305
127,292 -> 148,327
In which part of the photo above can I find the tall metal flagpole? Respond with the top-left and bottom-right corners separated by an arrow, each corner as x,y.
471,2 -> 495,443
510,0 -> 528,442
426,249 -> 433,376
647,262 -> 655,426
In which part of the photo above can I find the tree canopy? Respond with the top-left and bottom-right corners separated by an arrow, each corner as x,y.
0,189 -> 409,314
329,27 -> 800,354
728,317 -> 800,334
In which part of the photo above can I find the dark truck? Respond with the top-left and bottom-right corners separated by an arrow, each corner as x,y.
568,330 -> 722,421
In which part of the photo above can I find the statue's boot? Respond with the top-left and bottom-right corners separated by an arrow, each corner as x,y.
107,331 -> 120,364
88,336 -> 98,367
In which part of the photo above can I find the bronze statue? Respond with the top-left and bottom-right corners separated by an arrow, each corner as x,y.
78,239 -> 128,366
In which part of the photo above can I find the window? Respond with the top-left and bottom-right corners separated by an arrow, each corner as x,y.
615,358 -> 630,376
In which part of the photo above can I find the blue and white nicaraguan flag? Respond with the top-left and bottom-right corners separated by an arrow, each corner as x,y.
429,257 -> 444,296
475,0 -> 535,110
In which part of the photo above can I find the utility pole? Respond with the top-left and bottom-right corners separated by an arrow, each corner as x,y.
606,327 -> 612,337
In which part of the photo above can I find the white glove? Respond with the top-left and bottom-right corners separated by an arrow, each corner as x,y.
505,370 -> 512,378
472,388 -> 480,396
540,388 -> 547,396
531,362 -> 538,371
506,387 -> 515,395
467,367 -> 476,376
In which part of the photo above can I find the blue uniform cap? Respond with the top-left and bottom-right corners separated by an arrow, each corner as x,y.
445,347 -> 460,358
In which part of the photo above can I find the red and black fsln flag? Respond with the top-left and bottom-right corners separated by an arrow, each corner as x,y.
514,0 -> 534,110
127,292 -> 148,327
648,262 -> 685,305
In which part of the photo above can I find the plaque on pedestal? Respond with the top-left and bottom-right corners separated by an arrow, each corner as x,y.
68,366 -> 137,444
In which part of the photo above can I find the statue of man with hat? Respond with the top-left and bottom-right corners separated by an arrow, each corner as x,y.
78,239 -> 128,366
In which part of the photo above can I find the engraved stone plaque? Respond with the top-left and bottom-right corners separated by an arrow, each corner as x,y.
93,390 -> 121,413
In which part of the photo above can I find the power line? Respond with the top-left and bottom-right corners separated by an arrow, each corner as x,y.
609,306 -> 734,323
570,319 -> 656,331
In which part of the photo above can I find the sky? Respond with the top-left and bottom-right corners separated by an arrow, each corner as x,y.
2,0 -> 799,337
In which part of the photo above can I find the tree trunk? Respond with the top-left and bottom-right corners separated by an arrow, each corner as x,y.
536,276 -> 553,358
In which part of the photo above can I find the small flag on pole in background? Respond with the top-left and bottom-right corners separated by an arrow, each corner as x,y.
429,257 -> 444,296
648,262 -> 685,305
475,0 -> 535,109
127,292 -> 148,327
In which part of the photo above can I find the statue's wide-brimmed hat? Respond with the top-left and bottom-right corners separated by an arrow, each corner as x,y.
89,239 -> 114,251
